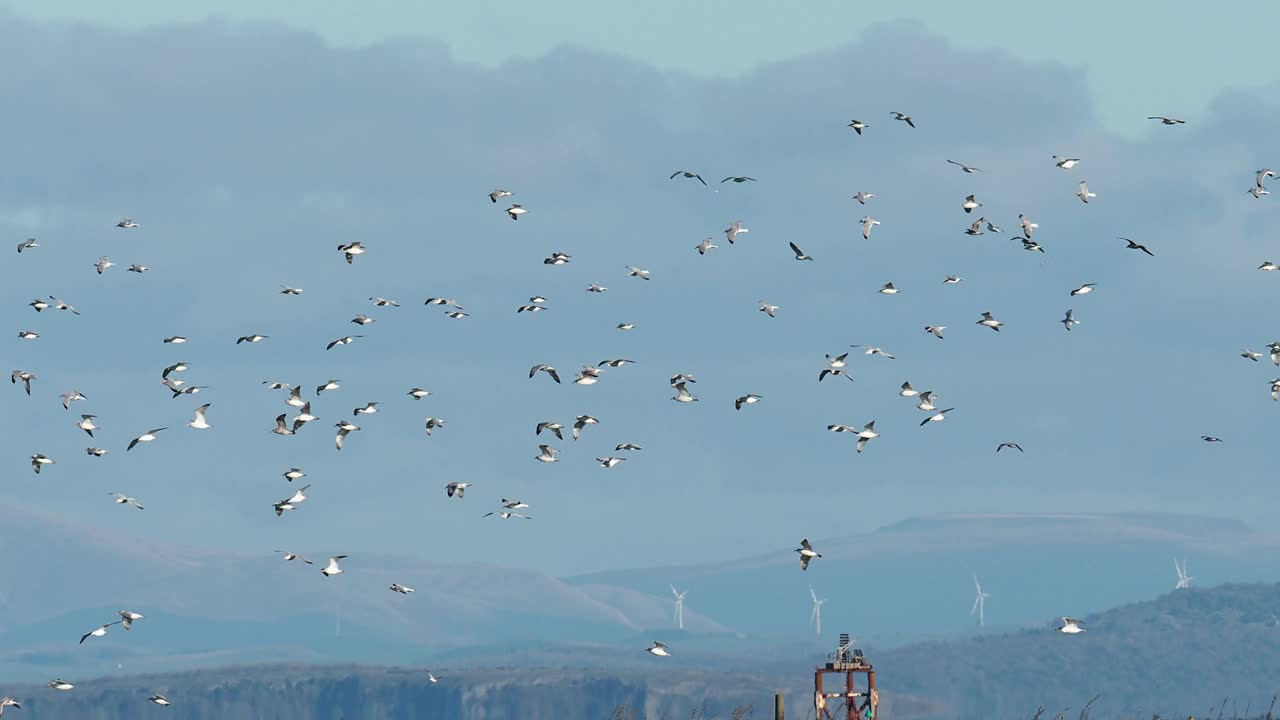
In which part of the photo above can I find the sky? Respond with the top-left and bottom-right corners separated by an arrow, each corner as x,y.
1,5 -> 1279,581
7,1 -> 1280,135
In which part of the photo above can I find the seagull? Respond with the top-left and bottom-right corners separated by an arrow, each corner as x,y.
86,447 -> 108,457
943,276 -> 964,285
924,325 -> 946,339
536,421 -> 565,440
127,427 -> 166,451
976,312 -> 1003,331
997,442 -> 1024,453
283,468 -> 306,482
847,119 -> 868,135
796,539 -> 821,570
530,364 -> 561,383
1147,116 -> 1185,125
535,445 -> 560,463
860,216 -> 880,240
962,195 -> 982,214
317,379 -> 341,394
626,265 -> 651,280
283,386 -> 307,409
825,353 -> 848,369
424,417 -> 446,435
369,296 -> 399,307
1269,342 -> 1280,366
615,443 -> 643,452
818,368 -> 853,382
236,334 -> 268,344
759,301 -> 778,317
408,388 -> 432,400
598,358 -> 636,368
735,394 -> 763,410
1260,261 -> 1280,272
854,421 -> 878,454
947,160 -> 981,173
1250,185 -> 1270,198
670,170 -> 707,186
1070,283 -> 1096,296
1201,435 -> 1224,443
696,238 -> 718,255
489,189 -> 513,203
516,303 -> 548,314
95,256 -> 115,274
188,404 -> 212,430
573,415 -> 599,441
1052,155 -> 1080,169
424,297 -> 464,309
672,381 -> 698,403
292,403 -> 318,430
337,242 -> 365,264
506,204 -> 527,220
670,373 -> 698,386
853,191 -> 875,204
724,220 -> 749,244
11,370 -> 34,395
1120,237 -> 1155,256
127,264 -> 149,273
587,282 -> 608,293
721,176 -> 756,184
574,366 -> 602,385
60,390 -> 87,409
326,335 -> 364,350
544,252 -> 571,266
789,241 -> 813,261
427,671 -> 439,683
1272,379 -> 1280,402
29,298 -> 49,312
446,482 -> 469,498
853,345 -> 895,359
1019,236 -> 1045,251
646,641 -> 671,657
1075,181 -> 1096,203
351,314 -> 375,325
1057,617 -> 1085,634
878,282 -> 899,295
899,382 -> 919,397
1018,214 -> 1038,238
118,610 -> 144,629
616,322 -> 635,331
890,111 -> 915,128
16,237 -> 37,253
163,335 -> 186,343
1243,348 -> 1263,362
483,511 -> 531,519
321,556 -> 347,577
48,680 -> 74,690
597,456 -> 626,468
335,421 -> 360,449
30,454 -> 55,474
277,484 -> 311,511
1061,309 -> 1079,331
162,361 -> 189,379
273,414 -> 295,436
80,621 -> 122,644
965,218 -> 985,236
275,551 -> 312,564
169,383 -> 207,399
49,297 -> 80,314
390,583 -> 415,594
280,285 -> 304,295
77,414 -> 99,437
148,693 -> 171,706
116,218 -> 139,228
920,407 -> 957,426
502,499 -> 530,509
916,391 -> 938,412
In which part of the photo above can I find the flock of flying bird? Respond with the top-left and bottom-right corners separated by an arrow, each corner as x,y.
4,108 -> 1270,711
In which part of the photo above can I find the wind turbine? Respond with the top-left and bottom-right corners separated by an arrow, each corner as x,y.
971,575 -> 991,627
809,587 -> 827,636
670,585 -> 687,630
1174,558 -> 1192,590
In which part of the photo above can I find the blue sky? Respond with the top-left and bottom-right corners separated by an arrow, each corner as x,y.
1,5 -> 1279,579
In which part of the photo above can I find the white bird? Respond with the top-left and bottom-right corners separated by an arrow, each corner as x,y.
275,550 -> 313,564
95,256 -> 115,274
334,420 -> 359,449
796,539 -> 821,571
535,444 -> 560,463
818,367 -> 853,382
853,191 -> 875,204
854,421 -> 878,454
1258,169 -> 1277,187
759,301 -> 779,317
587,282 -> 608,293
407,387 -> 432,400
29,298 -> 49,312
317,379 -> 341,394
1075,181 -> 1096,203
446,481 -> 469,498
573,415 -> 599,441
127,427 -> 166,451
1018,214 -> 1038,238
597,456 -> 626,468
390,583 -> 415,594
424,417 -> 446,435
427,671 -> 439,683
890,111 -> 915,127
1052,155 -> 1080,169
148,693 -> 171,706
188,404 -> 212,430
353,402 -> 379,416
1260,261 -> 1280,272
337,241 -> 366,264
79,621 -> 122,644
860,216 -> 880,240
489,189 -> 513,203
946,160 -> 981,173
965,217 -> 985,236
77,414 -> 99,437
847,119 -> 868,135
61,390 -> 87,409
351,314 -> 375,326
326,335 -> 364,350
574,366 -> 602,385
1057,617 -> 1085,634
49,297 -> 80,314
16,237 -> 37,253
1243,348 -> 1263,362
321,556 -> 347,577
1148,116 -> 1186,125
615,443 -> 643,452
916,391 -> 938,412
273,414 -> 295,437
924,325 -> 946,339
735,394 -> 763,411
86,447 -> 108,457
502,499 -> 530,509
598,358 -> 637,368
899,382 -> 918,398
283,468 -> 306,482
11,370 -> 35,395
920,407 -> 957,426
128,264 -> 149,273
1061,309 -> 1079,331
118,610 -> 144,629
977,311 -> 1003,331
291,403 -> 319,431
116,218 -> 139,228
109,493 -> 144,509
1250,185 -> 1269,199
962,194 -> 982,213
646,641 -> 671,657
424,297 -> 464,309
825,353 -> 848,369
696,238 -> 718,255
506,204 -> 527,220
1070,283 -> 1096,296
544,252 -> 571,266
280,285 -> 304,295
236,334 -> 268,344
163,335 -> 186,344
616,322 -> 635,331
853,344 -> 895,359
626,265 -> 651,280
48,680 -> 74,691
536,421 -> 565,441
789,241 -> 813,261
878,282 -> 899,295
530,364 -> 561,384
672,381 -> 698,403
943,276 -> 964,285
724,220 -> 749,244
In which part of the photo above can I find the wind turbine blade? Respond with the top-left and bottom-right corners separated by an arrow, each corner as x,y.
971,595 -> 981,614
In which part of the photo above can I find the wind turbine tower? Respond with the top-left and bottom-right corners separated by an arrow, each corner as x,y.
671,585 -> 687,630
810,587 -> 827,636
1174,558 -> 1192,590
971,575 -> 991,627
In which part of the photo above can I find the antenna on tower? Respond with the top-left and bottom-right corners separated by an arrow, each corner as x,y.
971,575 -> 991,627
1174,558 -> 1192,590
809,586 -> 827,636
670,585 -> 687,630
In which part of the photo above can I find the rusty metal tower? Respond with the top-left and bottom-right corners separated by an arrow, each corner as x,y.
814,633 -> 877,720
